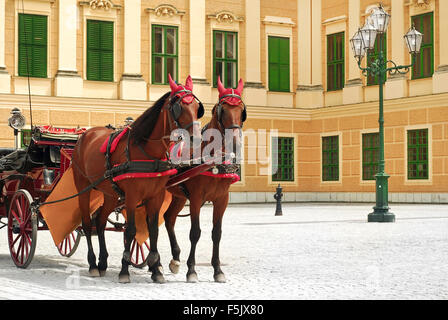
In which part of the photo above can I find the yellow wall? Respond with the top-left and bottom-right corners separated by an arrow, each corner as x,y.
0,0 -> 447,199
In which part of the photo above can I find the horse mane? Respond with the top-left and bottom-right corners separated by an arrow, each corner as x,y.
129,91 -> 171,145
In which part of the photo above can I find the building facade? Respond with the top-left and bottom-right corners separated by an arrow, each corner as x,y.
0,0 -> 447,203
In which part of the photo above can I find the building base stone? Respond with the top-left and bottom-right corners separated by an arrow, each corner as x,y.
227,192 -> 448,204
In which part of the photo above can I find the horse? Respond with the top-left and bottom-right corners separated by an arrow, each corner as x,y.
71,75 -> 204,283
163,77 -> 246,283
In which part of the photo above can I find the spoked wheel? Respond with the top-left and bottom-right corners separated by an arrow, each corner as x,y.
57,230 -> 81,257
7,189 -> 37,268
127,236 -> 150,269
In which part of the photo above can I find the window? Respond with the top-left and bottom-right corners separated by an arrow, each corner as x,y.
268,36 -> 290,92
18,14 -> 47,78
362,133 -> 379,180
367,35 -> 387,86
322,136 -> 339,181
412,12 -> 434,79
272,137 -> 294,182
407,129 -> 429,180
213,31 -> 238,88
327,32 -> 345,91
86,20 -> 114,82
152,25 -> 178,84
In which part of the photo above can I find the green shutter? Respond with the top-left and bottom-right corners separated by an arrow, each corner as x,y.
87,20 -> 113,82
268,36 -> 289,92
268,37 -> 279,91
412,12 -> 434,79
18,14 -> 47,78
327,32 -> 345,91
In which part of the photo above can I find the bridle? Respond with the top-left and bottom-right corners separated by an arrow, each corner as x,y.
168,88 -> 204,131
215,91 -> 247,132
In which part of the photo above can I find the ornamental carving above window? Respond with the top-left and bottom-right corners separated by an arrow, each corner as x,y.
89,0 -> 113,11
411,0 -> 431,9
207,11 -> 244,24
146,4 -> 185,18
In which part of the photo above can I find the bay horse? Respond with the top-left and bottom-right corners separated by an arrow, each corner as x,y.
164,77 -> 246,283
71,75 -> 204,283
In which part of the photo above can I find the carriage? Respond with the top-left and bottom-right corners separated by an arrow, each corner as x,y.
0,110 -> 214,270
0,119 -> 156,269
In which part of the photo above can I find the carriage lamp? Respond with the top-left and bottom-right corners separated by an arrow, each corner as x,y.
350,3 -> 422,223
8,108 -> 25,149
274,184 -> 283,216
8,108 -> 25,130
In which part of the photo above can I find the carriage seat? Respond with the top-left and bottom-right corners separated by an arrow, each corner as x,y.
0,148 -> 17,158
35,125 -> 87,142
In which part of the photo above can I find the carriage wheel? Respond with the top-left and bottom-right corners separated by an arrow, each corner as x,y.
7,189 -> 37,268
126,236 -> 150,269
57,230 -> 81,257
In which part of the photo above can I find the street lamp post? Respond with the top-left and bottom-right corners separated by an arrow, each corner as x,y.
350,4 -> 423,223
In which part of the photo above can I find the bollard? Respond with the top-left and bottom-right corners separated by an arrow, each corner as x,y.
274,184 -> 283,216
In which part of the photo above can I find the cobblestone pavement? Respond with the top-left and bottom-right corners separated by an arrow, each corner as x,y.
0,203 -> 447,300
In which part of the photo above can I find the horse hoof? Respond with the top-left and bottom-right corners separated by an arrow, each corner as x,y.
99,270 -> 107,277
89,268 -> 100,277
214,273 -> 226,283
169,260 -> 181,274
187,273 -> 198,283
118,274 -> 130,284
152,273 -> 166,284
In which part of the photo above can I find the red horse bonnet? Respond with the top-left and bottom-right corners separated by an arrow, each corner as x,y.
169,74 -> 194,104
217,76 -> 244,106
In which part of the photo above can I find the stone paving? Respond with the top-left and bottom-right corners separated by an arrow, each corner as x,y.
0,203 -> 447,300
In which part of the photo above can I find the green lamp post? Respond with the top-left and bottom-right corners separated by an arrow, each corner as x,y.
350,4 -> 423,223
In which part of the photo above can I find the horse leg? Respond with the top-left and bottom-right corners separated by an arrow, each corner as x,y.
96,195 -> 115,277
186,197 -> 202,283
211,194 -> 229,283
146,191 -> 166,284
79,191 -> 99,277
164,196 -> 187,274
118,205 -> 136,284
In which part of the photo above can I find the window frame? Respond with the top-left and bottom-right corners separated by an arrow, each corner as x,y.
362,132 -> 380,181
213,30 -> 238,89
151,24 -> 179,85
326,32 -> 345,92
272,136 -> 295,182
322,135 -> 339,182
407,128 -> 429,180
411,12 -> 434,80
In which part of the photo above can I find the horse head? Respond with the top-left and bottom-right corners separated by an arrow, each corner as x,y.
168,74 -> 204,138
212,76 -> 246,157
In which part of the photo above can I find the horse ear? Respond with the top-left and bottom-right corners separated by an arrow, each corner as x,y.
168,73 -> 178,93
236,78 -> 244,95
185,75 -> 193,91
217,76 -> 225,95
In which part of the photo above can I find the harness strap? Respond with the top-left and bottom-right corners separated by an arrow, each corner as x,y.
105,130 -> 126,200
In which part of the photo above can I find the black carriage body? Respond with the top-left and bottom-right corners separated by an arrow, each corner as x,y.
0,127 -> 79,219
